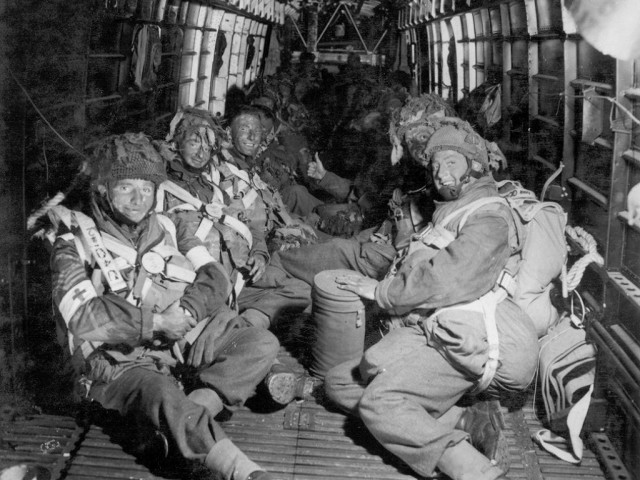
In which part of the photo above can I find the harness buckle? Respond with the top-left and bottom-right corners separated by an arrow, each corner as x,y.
141,251 -> 165,275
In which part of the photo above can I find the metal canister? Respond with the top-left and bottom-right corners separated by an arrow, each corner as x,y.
310,269 -> 366,378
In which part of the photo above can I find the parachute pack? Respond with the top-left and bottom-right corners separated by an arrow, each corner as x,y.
495,180 -> 568,337
456,179 -> 569,337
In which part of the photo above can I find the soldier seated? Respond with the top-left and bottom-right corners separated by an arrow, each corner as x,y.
47,132 -> 279,480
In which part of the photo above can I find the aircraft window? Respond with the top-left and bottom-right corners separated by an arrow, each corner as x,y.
508,0 -> 527,33
577,42 -> 616,87
535,0 -> 563,32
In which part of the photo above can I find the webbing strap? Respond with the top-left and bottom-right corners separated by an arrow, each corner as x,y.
161,180 -> 253,247
224,160 -> 252,186
102,233 -> 137,266
432,289 -> 504,393
441,196 -> 508,230
471,290 -> 504,393
160,180 -> 204,210
195,217 -> 215,242
73,212 -> 128,293
533,384 -> 593,463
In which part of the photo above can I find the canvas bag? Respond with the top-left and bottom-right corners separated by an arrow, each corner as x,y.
495,180 -> 568,337
534,312 -> 596,463
458,180 -> 568,337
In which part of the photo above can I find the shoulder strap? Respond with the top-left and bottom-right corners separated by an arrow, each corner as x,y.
159,180 -> 205,212
160,180 -> 253,247
71,211 -> 129,293
156,214 -> 178,246
438,196 -> 508,231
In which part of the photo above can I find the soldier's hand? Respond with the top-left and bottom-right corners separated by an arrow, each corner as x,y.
307,153 -> 327,180
152,300 -> 197,340
335,274 -> 378,301
246,253 -> 267,283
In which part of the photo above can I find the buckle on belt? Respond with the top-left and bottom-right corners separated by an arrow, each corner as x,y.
496,270 -> 516,296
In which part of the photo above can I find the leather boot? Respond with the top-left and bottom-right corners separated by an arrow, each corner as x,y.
264,361 -> 314,405
455,399 -> 510,474
437,440 -> 507,480
187,388 -> 225,418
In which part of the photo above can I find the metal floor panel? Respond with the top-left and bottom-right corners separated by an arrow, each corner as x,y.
1,347 -> 615,480
0,414 -> 82,479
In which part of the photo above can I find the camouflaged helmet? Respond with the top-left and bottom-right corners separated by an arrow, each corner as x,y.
89,132 -> 167,190
388,93 -> 456,165
166,107 -> 227,149
423,118 -> 490,177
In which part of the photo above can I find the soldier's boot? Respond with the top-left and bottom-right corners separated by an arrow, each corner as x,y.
205,438 -> 273,480
455,399 -> 510,474
187,388 -> 225,418
264,360 -> 314,406
437,440 -> 507,480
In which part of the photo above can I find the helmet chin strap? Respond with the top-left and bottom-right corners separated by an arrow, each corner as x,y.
437,173 -> 470,201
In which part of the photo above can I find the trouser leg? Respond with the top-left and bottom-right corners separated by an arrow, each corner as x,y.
237,262 -> 312,325
324,358 -> 366,415
197,327 -> 280,406
357,326 -> 472,477
89,368 -> 223,462
325,356 -> 465,427
276,235 -> 395,286
281,184 -> 324,217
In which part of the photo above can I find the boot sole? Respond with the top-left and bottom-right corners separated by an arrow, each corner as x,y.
266,372 -> 298,405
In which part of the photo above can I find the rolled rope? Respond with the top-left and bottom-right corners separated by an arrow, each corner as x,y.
26,192 -> 66,231
563,225 -> 604,294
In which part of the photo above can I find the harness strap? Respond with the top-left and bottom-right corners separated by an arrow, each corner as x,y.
73,212 -> 129,293
160,180 -> 253,247
472,290 -> 504,393
432,288 -> 505,393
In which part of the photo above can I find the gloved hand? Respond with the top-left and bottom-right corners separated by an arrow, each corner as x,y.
186,309 -> 242,368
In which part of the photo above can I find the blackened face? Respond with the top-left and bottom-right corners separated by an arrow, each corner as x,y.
230,114 -> 263,157
405,124 -> 435,164
179,129 -> 214,169
109,179 -> 155,224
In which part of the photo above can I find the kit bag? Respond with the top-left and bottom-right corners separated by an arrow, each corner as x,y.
496,180 -> 568,337
534,312 -> 596,463
457,180 -> 568,337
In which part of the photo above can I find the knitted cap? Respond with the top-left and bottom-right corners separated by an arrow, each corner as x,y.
89,132 -> 167,189
424,118 -> 489,173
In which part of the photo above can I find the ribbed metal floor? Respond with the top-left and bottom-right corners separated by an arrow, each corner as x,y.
0,324 -> 623,480
0,414 -> 80,480
0,376 -> 618,480
1,381 -> 615,480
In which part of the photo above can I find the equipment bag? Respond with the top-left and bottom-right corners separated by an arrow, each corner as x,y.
534,312 -> 596,463
496,180 -> 568,337
456,180 -> 568,337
